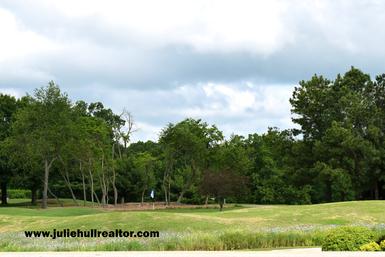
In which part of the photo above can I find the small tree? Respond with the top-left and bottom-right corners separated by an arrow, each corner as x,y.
201,169 -> 247,211
159,118 -> 223,204
132,152 -> 156,204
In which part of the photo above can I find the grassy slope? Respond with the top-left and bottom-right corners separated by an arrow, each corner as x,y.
0,200 -> 384,250
1,200 -> 385,232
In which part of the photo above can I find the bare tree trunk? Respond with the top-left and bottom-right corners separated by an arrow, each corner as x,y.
47,186 -> 63,207
112,175 -> 118,205
141,188 -> 146,205
80,161 -> 87,206
168,179 -> 171,206
58,156 -> 78,205
204,195 -> 209,206
163,172 -> 168,205
177,190 -> 186,204
88,159 -> 95,206
63,170 -> 78,205
93,191 -> 100,205
106,178 -> 110,205
99,155 -> 107,207
42,159 -> 49,209
163,184 -> 168,205
111,144 -> 118,206
42,158 -> 55,209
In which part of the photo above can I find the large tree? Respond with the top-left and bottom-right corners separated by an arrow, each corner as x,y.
9,82 -> 73,208
291,67 -> 385,200
0,94 -> 19,205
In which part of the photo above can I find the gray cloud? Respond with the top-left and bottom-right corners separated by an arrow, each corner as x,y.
1,0 -> 385,140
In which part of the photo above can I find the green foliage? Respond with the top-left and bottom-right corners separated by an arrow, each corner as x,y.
359,242 -> 381,251
159,118 -> 224,203
380,240 -> 385,250
6,189 -> 31,199
322,226 -> 376,251
2,67 -> 385,209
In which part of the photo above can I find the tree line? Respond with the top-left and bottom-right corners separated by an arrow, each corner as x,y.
0,67 -> 384,209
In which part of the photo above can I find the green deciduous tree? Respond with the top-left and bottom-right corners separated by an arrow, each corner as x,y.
9,82 -> 73,208
159,118 -> 223,204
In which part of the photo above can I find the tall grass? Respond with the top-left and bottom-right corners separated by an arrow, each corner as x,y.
0,230 -> 326,251
150,230 -> 325,250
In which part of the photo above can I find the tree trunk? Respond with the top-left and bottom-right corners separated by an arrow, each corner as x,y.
177,190 -> 186,204
100,155 -> 107,207
177,175 -> 194,204
141,188 -> 146,205
42,159 -> 49,209
88,159 -> 94,206
163,172 -> 168,205
42,158 -> 56,208
163,184 -> 168,205
80,162 -> 87,206
374,181 -> 379,200
47,186 -> 63,207
31,188 -> 37,205
62,170 -> 78,205
111,144 -> 118,206
1,180 -> 7,205
218,196 -> 224,211
93,191 -> 100,205
177,163 -> 197,204
204,195 -> 209,206
168,180 -> 171,206
112,180 -> 118,206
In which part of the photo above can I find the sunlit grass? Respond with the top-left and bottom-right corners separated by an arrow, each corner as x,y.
1,200 -> 385,250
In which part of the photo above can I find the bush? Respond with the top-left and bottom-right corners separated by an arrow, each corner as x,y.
7,189 -> 31,199
380,240 -> 385,250
322,226 -> 376,251
360,242 -> 381,251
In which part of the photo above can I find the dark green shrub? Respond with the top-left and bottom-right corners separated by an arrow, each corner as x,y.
322,226 -> 376,251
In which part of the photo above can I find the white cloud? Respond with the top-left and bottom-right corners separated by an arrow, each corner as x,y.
25,0 -> 291,55
0,88 -> 24,98
67,82 -> 296,141
0,8 -> 58,62
132,121 -> 162,142
1,1 -> 384,141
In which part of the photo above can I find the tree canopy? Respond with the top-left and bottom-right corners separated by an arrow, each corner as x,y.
1,67 -> 385,209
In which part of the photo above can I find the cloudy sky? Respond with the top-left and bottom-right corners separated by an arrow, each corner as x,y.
1,0 -> 385,141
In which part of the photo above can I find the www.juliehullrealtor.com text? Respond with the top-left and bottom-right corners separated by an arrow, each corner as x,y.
24,229 -> 160,239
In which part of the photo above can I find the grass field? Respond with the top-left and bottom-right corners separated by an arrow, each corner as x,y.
0,199 -> 385,251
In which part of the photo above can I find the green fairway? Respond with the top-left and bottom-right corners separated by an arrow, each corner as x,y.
1,200 -> 385,251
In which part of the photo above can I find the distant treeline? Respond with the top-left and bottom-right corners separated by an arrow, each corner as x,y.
0,67 -> 384,208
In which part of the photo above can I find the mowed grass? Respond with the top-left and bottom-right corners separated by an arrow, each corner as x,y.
0,200 -> 385,251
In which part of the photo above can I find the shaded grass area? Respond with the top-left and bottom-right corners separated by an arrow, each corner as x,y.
0,200 -> 385,250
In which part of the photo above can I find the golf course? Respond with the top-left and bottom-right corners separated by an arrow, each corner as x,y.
1,200 -> 385,251
2,71 -> 385,253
